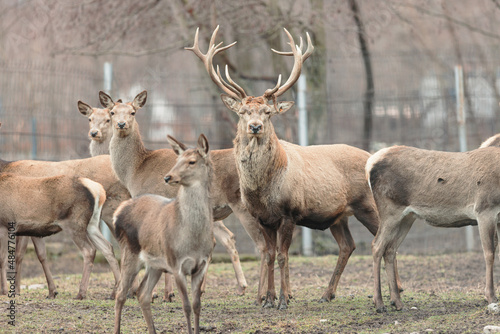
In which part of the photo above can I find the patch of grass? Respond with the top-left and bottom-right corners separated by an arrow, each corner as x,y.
11,253 -> 500,333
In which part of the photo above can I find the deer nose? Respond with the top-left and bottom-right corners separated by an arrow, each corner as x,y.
164,175 -> 172,183
90,131 -> 98,137
117,122 -> 126,129
249,124 -> 262,134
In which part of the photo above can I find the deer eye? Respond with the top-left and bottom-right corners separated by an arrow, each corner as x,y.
110,111 -> 115,116
131,112 -> 135,116
189,161 -> 196,165
88,118 -> 91,122
106,119 -> 111,123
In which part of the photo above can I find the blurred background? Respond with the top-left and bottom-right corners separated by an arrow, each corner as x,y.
1,0 -> 499,257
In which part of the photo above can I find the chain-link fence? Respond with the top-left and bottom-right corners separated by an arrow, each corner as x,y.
1,50 -> 499,255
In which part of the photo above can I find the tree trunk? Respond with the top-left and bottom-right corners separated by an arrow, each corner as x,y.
349,0 -> 374,152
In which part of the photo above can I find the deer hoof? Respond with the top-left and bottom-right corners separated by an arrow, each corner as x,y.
163,293 -> 175,303
376,306 -> 387,313
236,286 -> 246,296
262,299 -> 275,309
46,291 -> 58,299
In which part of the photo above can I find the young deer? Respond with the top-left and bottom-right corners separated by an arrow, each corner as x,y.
367,145 -> 500,312
0,170 -> 107,300
187,26 -> 399,309
78,99 -> 249,299
114,134 -> 214,334
100,91 -> 270,302
0,122 -> 126,298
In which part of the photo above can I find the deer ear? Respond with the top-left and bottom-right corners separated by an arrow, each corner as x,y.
78,101 -> 93,116
197,134 -> 209,158
221,94 -> 242,113
132,91 -> 147,109
167,135 -> 187,155
99,91 -> 114,109
276,101 -> 294,114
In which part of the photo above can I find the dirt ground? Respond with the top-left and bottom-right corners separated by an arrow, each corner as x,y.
7,241 -> 500,333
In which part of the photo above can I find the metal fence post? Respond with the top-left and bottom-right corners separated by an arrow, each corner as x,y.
455,65 -> 474,252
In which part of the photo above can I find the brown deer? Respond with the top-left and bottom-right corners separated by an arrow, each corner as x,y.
367,145 -> 500,312
0,126 -> 127,299
0,170 -> 106,300
113,134 -> 214,334
187,26 -> 394,309
13,101 -> 123,298
99,91 -> 269,302
78,99 -> 250,299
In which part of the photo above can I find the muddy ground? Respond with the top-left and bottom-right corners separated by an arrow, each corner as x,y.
6,241 -> 500,333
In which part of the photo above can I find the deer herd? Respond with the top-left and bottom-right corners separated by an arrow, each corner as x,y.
2,26 -> 500,333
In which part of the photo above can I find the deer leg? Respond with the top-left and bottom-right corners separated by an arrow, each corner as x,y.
0,226 -> 9,295
383,213 -> 414,311
371,208 -> 406,313
276,219 -> 294,310
320,217 -> 355,303
229,203 -> 268,302
163,273 -> 175,302
14,236 -> 29,297
138,268 -> 163,334
175,273 -> 193,334
70,231 -> 97,300
191,262 -> 208,334
261,226 -> 277,309
31,237 -> 57,298
212,220 -> 247,295
354,198 -> 404,293
477,214 -> 498,304
114,251 -> 141,334
87,223 -> 120,299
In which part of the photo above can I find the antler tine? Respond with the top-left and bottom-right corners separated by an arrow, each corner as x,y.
269,29 -> 314,98
216,65 -> 244,97
185,26 -> 246,100
264,74 -> 282,99
224,65 -> 248,98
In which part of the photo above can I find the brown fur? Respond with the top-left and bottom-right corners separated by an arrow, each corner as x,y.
101,91 -> 269,301
187,26 -> 390,309
113,135 -> 214,334
231,99 -> 382,309
1,155 -> 126,299
367,145 -> 500,312
0,173 -> 106,300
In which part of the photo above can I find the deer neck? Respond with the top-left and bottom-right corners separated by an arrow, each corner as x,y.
89,137 -> 111,157
176,179 -> 213,237
109,123 -> 148,191
234,124 -> 288,193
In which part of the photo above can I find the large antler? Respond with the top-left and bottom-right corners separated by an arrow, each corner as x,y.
264,28 -> 314,99
185,26 -> 247,100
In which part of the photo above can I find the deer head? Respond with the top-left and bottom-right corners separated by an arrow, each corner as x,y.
186,26 -> 313,139
164,134 -> 211,186
77,101 -> 113,142
99,91 -> 147,137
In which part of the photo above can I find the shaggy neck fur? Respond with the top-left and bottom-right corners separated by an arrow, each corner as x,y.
233,121 -> 288,218
109,123 -> 148,191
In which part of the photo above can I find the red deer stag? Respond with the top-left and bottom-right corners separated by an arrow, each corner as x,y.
114,134 -> 214,334
79,99 -> 251,299
0,168 -> 106,300
367,145 -> 500,312
99,90 -> 270,302
0,123 -> 127,299
186,26 -> 391,309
